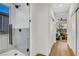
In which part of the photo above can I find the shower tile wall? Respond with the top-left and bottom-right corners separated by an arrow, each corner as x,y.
0,34 -> 8,52
0,28 -> 15,53
0,33 -> 15,53
13,28 -> 30,55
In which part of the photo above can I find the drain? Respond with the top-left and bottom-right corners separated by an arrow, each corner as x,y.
14,53 -> 18,56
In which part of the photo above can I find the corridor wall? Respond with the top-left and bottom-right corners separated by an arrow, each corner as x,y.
48,5 -> 56,54
68,3 -> 78,55
30,3 -> 49,56
30,3 -> 56,56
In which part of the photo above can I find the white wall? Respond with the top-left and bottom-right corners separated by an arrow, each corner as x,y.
68,3 -> 79,55
30,3 -> 56,56
68,12 -> 76,54
30,3 -> 49,55
48,6 -> 56,54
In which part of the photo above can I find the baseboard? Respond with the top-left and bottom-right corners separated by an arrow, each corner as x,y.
36,53 -> 45,56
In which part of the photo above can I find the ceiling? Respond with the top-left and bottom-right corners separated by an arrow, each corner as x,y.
52,3 -> 71,14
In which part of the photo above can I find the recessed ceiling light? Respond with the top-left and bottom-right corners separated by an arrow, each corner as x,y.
59,4 -> 63,7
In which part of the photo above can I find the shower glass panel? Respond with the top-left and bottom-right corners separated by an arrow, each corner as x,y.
0,3 -> 30,56
13,3 -> 30,56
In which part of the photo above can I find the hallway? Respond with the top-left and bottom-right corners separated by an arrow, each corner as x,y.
30,3 -> 79,56
48,3 -> 75,56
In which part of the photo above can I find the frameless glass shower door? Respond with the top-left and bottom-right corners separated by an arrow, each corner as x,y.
13,3 -> 30,56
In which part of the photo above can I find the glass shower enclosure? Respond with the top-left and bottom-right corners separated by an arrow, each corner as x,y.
0,3 -> 30,56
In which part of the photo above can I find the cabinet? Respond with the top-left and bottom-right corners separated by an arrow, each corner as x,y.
0,15 -> 9,33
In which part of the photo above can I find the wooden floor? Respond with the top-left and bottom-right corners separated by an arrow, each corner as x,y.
49,40 -> 75,56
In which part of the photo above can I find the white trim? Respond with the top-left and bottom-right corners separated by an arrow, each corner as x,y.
71,3 -> 79,17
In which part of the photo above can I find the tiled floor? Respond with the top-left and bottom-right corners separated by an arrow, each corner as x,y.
0,49 -> 25,56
